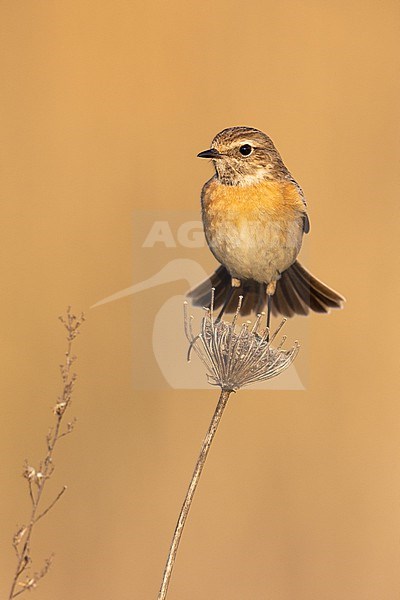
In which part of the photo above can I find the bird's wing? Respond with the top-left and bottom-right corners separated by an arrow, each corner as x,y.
285,174 -> 310,234
302,212 -> 310,234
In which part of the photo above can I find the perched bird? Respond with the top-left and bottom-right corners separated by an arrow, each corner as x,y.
188,126 -> 344,325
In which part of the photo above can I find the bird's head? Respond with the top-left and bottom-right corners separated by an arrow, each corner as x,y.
197,126 -> 286,186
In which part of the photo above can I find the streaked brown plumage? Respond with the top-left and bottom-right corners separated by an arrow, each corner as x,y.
188,126 -> 344,317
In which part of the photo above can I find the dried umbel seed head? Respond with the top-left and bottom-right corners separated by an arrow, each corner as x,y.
184,291 -> 299,392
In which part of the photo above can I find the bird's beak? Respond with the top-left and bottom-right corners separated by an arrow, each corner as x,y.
197,148 -> 223,159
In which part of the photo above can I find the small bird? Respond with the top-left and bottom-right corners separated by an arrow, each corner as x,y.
188,126 -> 344,325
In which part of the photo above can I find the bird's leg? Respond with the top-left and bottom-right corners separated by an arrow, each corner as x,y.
266,281 -> 276,338
266,294 -> 272,332
216,278 -> 241,323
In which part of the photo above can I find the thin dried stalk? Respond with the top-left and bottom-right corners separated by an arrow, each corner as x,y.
157,389 -> 232,600
8,308 -> 84,599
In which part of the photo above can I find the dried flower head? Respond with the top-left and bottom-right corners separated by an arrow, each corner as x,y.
13,526 -> 27,549
184,291 -> 299,391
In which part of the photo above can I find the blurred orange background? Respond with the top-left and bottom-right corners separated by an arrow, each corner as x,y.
1,1 -> 400,599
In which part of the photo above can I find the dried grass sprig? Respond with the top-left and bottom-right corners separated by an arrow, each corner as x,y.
8,308 -> 85,599
157,293 -> 299,599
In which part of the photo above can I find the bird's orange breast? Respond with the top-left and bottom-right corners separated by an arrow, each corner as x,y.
201,178 -> 307,283
202,178 -> 306,227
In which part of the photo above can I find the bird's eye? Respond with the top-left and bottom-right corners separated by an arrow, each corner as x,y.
239,144 -> 253,156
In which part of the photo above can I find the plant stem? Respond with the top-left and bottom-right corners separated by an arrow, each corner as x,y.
157,389 -> 232,600
8,309 -> 83,599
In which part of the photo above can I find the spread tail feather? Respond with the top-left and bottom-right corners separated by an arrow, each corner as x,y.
187,260 -> 345,317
